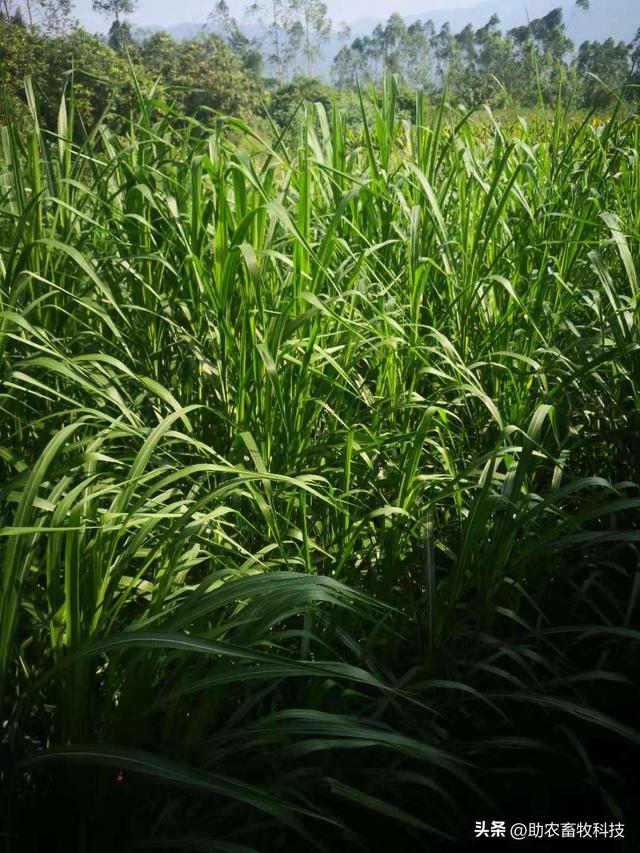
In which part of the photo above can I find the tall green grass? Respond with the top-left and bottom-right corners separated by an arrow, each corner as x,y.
1,79 -> 639,850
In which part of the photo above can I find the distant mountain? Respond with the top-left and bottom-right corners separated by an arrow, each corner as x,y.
145,0 -> 640,76
135,22 -> 205,40
395,0 -> 638,44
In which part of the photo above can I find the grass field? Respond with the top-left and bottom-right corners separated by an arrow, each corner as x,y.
1,80 -> 640,850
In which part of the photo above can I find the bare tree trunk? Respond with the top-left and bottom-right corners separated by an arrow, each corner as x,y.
272,0 -> 281,82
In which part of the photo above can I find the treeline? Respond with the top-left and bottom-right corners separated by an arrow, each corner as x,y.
334,8 -> 640,108
1,0 -> 639,132
0,5 -> 264,129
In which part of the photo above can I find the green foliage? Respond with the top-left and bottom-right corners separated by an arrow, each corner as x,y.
2,2 -> 637,125
246,0 -> 290,82
0,19 -> 148,129
287,0 -> 331,77
267,75 -> 333,126
140,33 -> 262,120
0,19 -> 262,131
107,18 -> 133,52
333,7 -> 636,112
37,28 -> 151,126
576,38 -> 632,108
0,0 -> 75,33
0,20 -> 142,131
91,0 -> 136,23
1,73 -> 640,850
0,16 -> 45,125
208,0 -> 263,76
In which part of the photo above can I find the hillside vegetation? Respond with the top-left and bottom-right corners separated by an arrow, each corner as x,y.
2,2 -> 640,131
1,80 -> 640,850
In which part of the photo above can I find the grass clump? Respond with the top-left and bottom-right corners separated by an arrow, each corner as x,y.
1,80 -> 639,850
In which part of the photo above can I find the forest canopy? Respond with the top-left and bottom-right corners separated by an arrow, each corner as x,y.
1,0 -> 639,129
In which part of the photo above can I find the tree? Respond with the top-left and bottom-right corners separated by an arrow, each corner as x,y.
382,12 -> 407,78
268,75 -> 332,126
331,34 -> 375,89
140,32 -> 262,119
208,0 -> 262,76
92,0 -> 136,51
332,44 -> 356,89
630,29 -> 640,103
369,23 -> 386,83
575,38 -> 630,107
508,8 -> 573,104
335,20 -> 350,47
247,0 -> 289,82
464,14 -> 518,105
287,0 -> 331,77
91,0 -> 135,24
0,0 -> 74,33
403,20 -> 435,90
107,18 -> 132,50
0,13 -> 44,126
31,27 -> 151,129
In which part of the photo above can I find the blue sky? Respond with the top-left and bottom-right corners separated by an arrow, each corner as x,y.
75,0 -> 479,31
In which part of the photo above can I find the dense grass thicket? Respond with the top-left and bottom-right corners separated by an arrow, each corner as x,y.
1,81 -> 640,850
